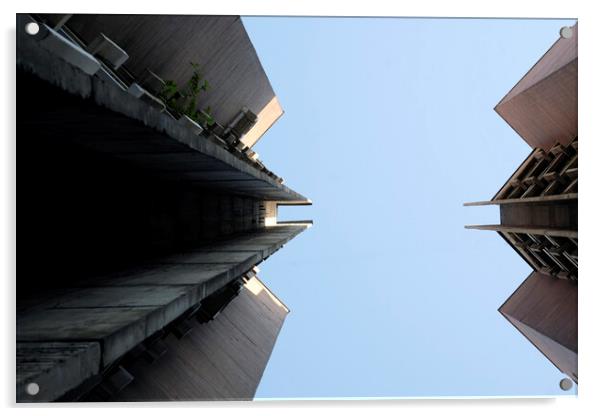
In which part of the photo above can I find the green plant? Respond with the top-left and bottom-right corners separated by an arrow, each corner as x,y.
159,62 -> 214,127
197,106 -> 215,127
158,80 -> 178,101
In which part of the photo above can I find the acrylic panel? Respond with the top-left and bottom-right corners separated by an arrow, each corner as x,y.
16,13 -> 577,402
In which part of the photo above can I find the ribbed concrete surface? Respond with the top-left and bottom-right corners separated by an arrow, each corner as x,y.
108,277 -> 289,401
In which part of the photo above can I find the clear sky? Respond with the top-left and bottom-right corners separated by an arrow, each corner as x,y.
242,17 -> 576,399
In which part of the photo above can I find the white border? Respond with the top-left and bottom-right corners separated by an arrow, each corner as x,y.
2,1 -> 601,415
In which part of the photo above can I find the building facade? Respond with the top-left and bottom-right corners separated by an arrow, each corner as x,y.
16,14 -> 310,402
466,23 -> 578,383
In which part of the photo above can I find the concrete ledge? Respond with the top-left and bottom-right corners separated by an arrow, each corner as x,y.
16,225 -> 309,400
17,15 -> 93,99
17,342 -> 101,403
16,14 -> 308,203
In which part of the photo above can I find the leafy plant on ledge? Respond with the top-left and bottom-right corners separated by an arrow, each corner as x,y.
158,62 -> 215,128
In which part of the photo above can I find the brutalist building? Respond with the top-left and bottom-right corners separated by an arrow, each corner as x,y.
466,23 -> 578,383
17,14 -> 311,402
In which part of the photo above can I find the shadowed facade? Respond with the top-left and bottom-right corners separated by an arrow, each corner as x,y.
16,13 -> 310,402
103,276 -> 289,401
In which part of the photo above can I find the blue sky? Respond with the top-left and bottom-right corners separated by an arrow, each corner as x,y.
242,17 -> 576,398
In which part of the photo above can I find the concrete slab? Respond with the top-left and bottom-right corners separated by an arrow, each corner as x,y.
208,243 -> 274,258
17,305 -> 188,366
178,170 -> 254,181
160,251 -> 260,265
17,19 -> 309,203
51,286 -> 200,309
17,341 -> 101,403
15,225 -> 309,399
95,263 -> 233,286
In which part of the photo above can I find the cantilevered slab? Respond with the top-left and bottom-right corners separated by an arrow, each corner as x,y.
16,225 -> 309,402
17,342 -> 101,402
16,15 -> 308,202
495,23 -> 577,151
464,193 -> 577,206
18,307 -> 165,366
464,224 -> 577,238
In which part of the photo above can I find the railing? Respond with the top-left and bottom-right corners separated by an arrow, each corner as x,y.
495,138 -> 578,201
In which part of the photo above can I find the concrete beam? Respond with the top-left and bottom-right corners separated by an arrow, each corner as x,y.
464,193 -> 577,206
464,224 -> 577,238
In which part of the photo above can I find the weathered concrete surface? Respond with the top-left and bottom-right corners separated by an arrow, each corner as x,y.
17,342 -> 101,403
16,226 -> 308,402
18,307 -> 166,366
92,264 -> 235,286
159,250 -> 260,265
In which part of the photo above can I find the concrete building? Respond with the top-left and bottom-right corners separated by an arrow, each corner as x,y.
466,24 -> 577,383
35,14 -> 284,149
16,14 -> 311,402
82,274 -> 292,402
